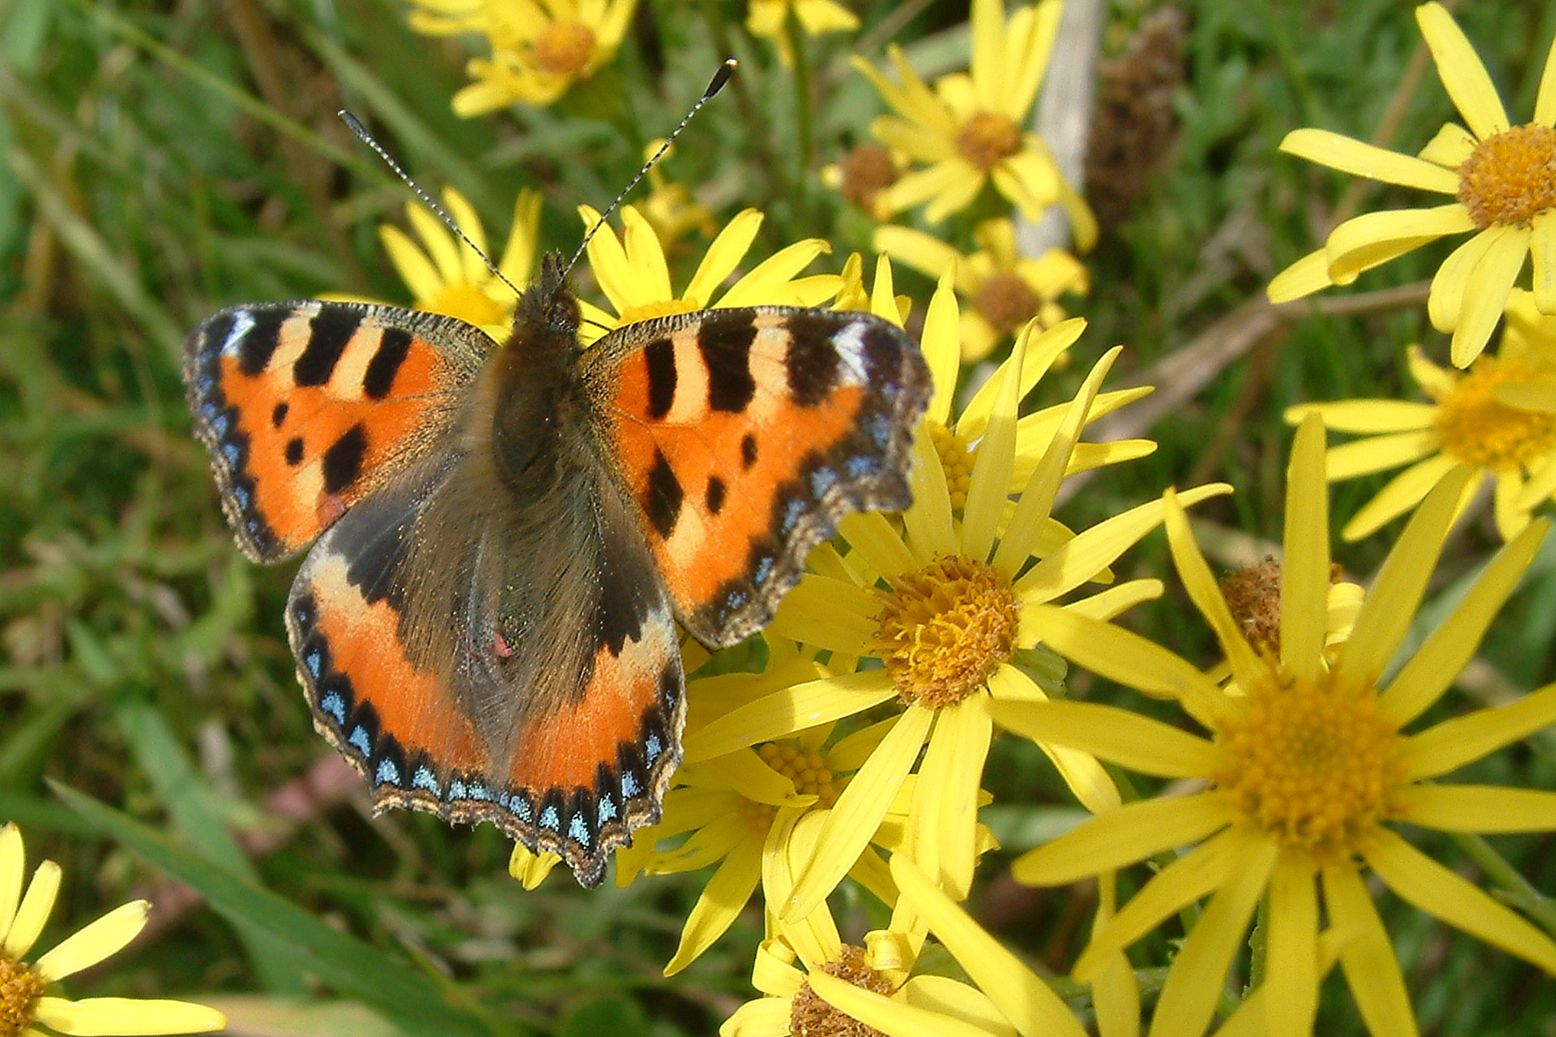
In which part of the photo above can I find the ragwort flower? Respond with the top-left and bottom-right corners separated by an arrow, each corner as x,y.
853,0 -> 1097,245
0,823 -> 226,1036
999,415 -> 1556,1037
575,204 -> 841,345
406,0 -> 637,112
1288,325 -> 1556,542
877,219 -> 1090,361
684,314 -> 1226,925
1269,3 -> 1556,367
367,187 -> 541,340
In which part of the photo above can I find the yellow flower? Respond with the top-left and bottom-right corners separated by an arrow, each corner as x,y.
722,856 -> 1134,1037
998,415 -> 1556,1037
910,268 -> 1153,506
853,0 -> 1097,245
405,0 -> 636,112
0,823 -> 225,1037
370,186 -> 541,340
747,0 -> 859,67
1493,286 -> 1556,414
684,314 -> 1229,925
877,219 -> 1090,361
626,644 -> 998,975
1269,2 -> 1556,367
1289,332 -> 1556,542
574,204 -> 841,345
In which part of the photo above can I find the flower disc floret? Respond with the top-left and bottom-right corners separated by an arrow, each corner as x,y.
873,556 -> 1020,709
1212,671 -> 1407,867
957,112 -> 1023,171
1433,356 -> 1556,471
789,945 -> 893,1037
972,272 -> 1041,337
1457,124 -> 1556,230
836,144 -> 899,208
927,422 -> 974,508
0,955 -> 45,1033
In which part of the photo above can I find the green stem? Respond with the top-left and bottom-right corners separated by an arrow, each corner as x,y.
1453,831 -> 1556,939
786,10 -> 816,187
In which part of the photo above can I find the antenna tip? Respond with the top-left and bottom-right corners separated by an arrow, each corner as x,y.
338,109 -> 367,135
706,59 -> 738,97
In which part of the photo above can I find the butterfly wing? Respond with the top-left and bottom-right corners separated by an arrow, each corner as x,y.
584,307 -> 931,646
183,301 -> 488,562
285,430 -> 683,887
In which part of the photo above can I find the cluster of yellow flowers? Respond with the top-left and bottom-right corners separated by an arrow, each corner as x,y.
369,2 -> 1556,1035
15,3 -> 1554,1036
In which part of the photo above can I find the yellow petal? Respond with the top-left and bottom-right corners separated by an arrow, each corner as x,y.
874,225 -> 961,284
837,511 -> 916,581
903,424 -> 957,559
1073,826 -> 1265,979
718,241 -> 833,308
1286,399 -> 1437,433
1063,579 -> 1164,620
960,318 -> 1086,441
620,205 -> 675,304
1016,603 -> 1226,728
921,267 -> 964,424
962,329 -> 1028,564
766,810 -> 844,968
1537,30 -> 1556,125
1263,855 -> 1319,1037
751,936 -> 806,997
662,840 -> 763,976
1395,783 -> 1556,832
1402,682 -> 1556,779
32,900 -> 149,982
994,347 -> 1120,577
1336,465 -> 1473,691
900,975 -> 1017,1035
890,854 -> 1090,1037
764,574 -> 877,655
1417,121 -> 1477,166
31,997 -> 225,1035
1383,520 -> 1549,727
1280,128 -> 1459,192
0,824 -> 21,945
917,697 -> 991,898
1012,793 -> 1232,887
1268,247 -> 1333,303
683,670 -> 896,762
809,971 -> 994,1037
1325,204 -> 1474,285
990,698 -> 1218,779
3,859 -> 59,959
1161,492 -> 1266,704
1280,414 -> 1330,682
1143,840 -> 1276,1037
1429,225 -> 1498,331
508,845 -> 562,889
1366,826 -> 1556,973
378,225 -> 444,305
1322,865 -> 1419,1037
1532,210 -> 1556,314
1416,2 -> 1511,139
1340,454 -> 1462,541
405,202 -> 464,285
783,706 -> 933,921
719,996 -> 792,1037
1323,430 -> 1439,480
1451,224 -> 1531,367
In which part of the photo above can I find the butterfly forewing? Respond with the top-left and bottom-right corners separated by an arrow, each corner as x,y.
183,301 -> 487,562
585,305 -> 932,647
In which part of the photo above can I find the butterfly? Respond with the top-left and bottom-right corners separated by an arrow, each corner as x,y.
183,254 -> 930,886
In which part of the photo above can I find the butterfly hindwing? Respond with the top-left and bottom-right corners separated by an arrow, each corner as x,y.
285,411 -> 683,887
585,306 -> 931,647
184,301 -> 488,562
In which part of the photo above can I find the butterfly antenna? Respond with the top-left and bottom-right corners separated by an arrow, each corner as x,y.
562,58 -> 738,280
338,109 -> 526,300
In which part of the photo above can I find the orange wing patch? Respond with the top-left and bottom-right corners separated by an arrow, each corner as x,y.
595,307 -> 931,647
184,301 -> 485,562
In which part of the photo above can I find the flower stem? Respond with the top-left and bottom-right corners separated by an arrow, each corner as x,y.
1452,831 -> 1556,939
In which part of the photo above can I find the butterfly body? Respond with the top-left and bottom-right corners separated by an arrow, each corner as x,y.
185,256 -> 930,885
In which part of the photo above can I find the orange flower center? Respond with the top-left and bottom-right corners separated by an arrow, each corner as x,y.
928,421 -> 974,509
837,143 -> 900,207
874,556 -> 1019,709
1457,123 -> 1556,230
957,111 -> 1022,171
1432,356 -> 1556,472
533,20 -> 596,77
0,954 -> 44,1034
789,945 -> 894,1037
972,272 -> 1040,337
1211,670 -> 1406,866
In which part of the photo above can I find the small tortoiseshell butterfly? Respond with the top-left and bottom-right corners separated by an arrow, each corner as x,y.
183,253 -> 930,885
